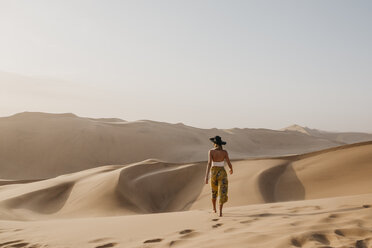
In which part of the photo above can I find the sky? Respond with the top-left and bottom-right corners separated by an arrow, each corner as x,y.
0,0 -> 371,132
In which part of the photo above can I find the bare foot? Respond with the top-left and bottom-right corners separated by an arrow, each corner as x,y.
213,208 -> 217,213
219,212 -> 222,217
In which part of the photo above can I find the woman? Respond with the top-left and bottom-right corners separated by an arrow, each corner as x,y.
205,135 -> 233,217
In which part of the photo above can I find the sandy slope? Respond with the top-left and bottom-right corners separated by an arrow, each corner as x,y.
0,130 -> 372,247
0,142 -> 371,221
0,143 -> 372,247
1,112 -> 372,180
1,193 -> 372,248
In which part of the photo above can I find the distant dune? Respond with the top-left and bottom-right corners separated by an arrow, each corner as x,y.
282,124 -> 372,144
1,112 -> 371,179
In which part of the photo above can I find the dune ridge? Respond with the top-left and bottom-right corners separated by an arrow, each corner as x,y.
0,141 -> 371,222
283,124 -> 372,144
1,112 -> 372,247
0,139 -> 371,247
1,112 -> 372,180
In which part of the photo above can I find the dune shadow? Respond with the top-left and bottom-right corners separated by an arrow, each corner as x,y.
258,162 -> 305,203
3,182 -> 74,215
115,161 -> 206,214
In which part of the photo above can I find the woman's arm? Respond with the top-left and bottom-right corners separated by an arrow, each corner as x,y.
205,150 -> 212,184
225,151 -> 233,174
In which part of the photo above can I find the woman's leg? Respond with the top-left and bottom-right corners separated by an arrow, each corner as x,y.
212,198 -> 217,213
211,169 -> 218,213
218,170 -> 228,217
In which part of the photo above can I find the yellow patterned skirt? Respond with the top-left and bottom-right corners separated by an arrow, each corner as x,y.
210,166 -> 228,205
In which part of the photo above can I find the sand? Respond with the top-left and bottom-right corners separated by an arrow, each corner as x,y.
1,194 -> 372,248
1,112 -> 372,180
1,140 -> 372,247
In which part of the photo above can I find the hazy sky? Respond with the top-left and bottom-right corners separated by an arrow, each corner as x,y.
1,0 -> 371,132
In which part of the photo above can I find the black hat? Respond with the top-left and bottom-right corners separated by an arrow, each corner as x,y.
209,135 -> 226,146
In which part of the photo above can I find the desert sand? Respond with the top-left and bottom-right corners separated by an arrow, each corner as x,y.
1,112 -> 372,179
0,136 -> 372,247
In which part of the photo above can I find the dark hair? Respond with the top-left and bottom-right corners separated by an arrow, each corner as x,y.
214,143 -> 223,150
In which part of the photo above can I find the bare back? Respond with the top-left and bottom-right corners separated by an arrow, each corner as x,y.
208,148 -> 233,171
210,149 -> 228,162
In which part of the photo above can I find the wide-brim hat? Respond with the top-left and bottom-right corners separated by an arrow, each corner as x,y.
209,135 -> 227,145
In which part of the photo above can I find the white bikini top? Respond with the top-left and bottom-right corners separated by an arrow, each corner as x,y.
212,160 -> 225,167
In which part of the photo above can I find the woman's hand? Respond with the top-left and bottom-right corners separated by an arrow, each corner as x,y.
229,168 -> 233,175
205,177 -> 209,184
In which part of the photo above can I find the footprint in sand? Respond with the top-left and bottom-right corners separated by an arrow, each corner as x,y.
328,214 -> 339,219
26,244 -> 42,248
179,229 -> 193,235
310,233 -> 330,245
362,205 -> 371,208
0,240 -> 25,247
334,227 -> 372,237
179,229 -> 200,239
212,218 -> 219,222
356,239 -> 368,248
290,238 -> 302,247
212,223 -> 223,228
6,242 -> 30,248
169,240 -> 188,247
291,233 -> 330,247
143,239 -> 162,244
89,238 -> 112,243
95,242 -> 117,248
27,244 -> 41,248
240,218 -> 258,224
257,213 -> 272,217
319,214 -> 340,223
334,229 -> 344,236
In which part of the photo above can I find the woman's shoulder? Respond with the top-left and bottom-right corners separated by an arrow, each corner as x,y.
209,148 -> 228,153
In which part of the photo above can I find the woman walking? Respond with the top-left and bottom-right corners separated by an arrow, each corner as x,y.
205,135 -> 233,217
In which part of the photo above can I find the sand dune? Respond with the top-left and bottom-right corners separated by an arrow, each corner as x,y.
0,141 -> 371,222
283,124 -> 372,144
0,160 -> 206,220
1,112 -> 372,180
192,141 -> 372,209
1,113 -> 372,247
0,141 -> 372,247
